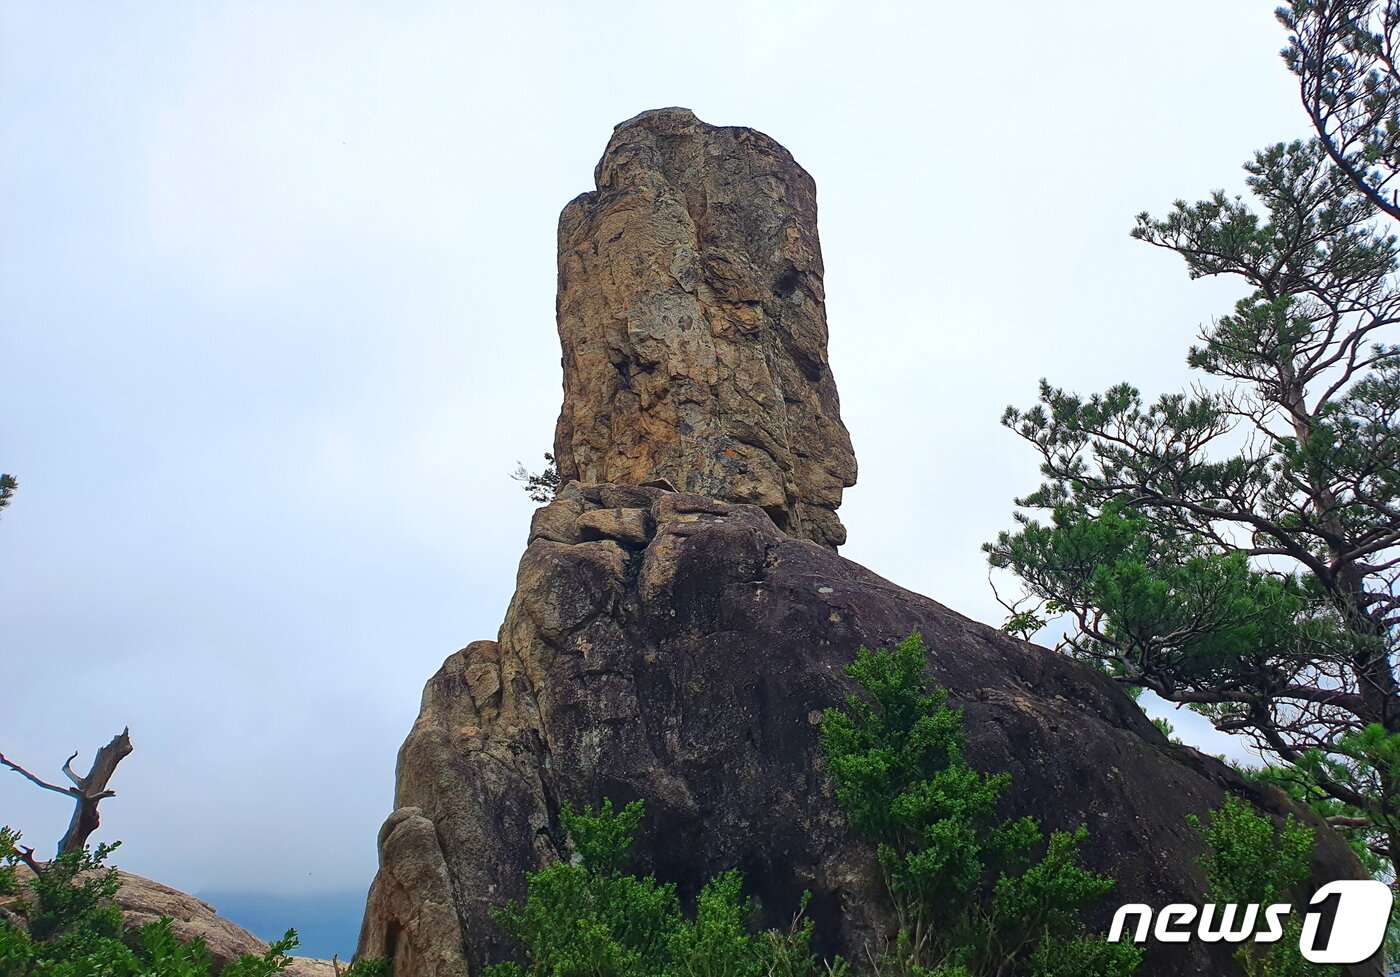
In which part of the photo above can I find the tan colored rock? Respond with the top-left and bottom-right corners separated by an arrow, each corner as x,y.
355,808 -> 468,977
109,872 -> 274,970
10,867 -> 337,976
527,495 -> 586,544
553,107 -> 856,549
576,507 -> 655,544
598,484 -> 665,510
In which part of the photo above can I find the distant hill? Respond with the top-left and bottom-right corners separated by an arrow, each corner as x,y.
194,889 -> 364,962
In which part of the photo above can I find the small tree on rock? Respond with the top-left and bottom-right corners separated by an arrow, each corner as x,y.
819,633 -> 1139,977
986,132 -> 1400,872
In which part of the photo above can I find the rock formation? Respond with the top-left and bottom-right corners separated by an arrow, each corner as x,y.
553,108 -> 855,550
6,867 -> 337,976
358,110 -> 1375,977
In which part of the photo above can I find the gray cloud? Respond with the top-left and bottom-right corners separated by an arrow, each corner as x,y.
2,0 -> 1300,895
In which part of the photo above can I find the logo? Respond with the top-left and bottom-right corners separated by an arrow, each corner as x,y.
1107,879 -> 1393,964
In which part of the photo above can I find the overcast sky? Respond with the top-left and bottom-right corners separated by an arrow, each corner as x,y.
2,1 -> 1315,899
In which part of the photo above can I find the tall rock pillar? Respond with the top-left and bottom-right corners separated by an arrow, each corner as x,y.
357,109 -> 1373,977
553,107 -> 856,549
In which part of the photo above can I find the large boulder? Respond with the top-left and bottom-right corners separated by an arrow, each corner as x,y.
359,108 -> 1376,977
356,808 -> 469,977
359,486 -> 1374,977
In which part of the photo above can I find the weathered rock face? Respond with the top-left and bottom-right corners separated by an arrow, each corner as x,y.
359,110 -> 1376,977
360,486 -> 1373,977
357,808 -> 469,977
553,108 -> 856,549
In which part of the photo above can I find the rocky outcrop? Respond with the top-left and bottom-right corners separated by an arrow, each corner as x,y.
7,867 -> 337,976
360,486 -> 1372,977
357,808 -> 468,977
359,109 -> 1376,977
553,108 -> 856,549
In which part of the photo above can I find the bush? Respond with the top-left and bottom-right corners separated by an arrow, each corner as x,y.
482,800 -> 836,977
422,632 -> 1143,977
818,632 -> 1140,977
511,454 -> 562,504
0,828 -> 387,977
1188,796 -> 1337,977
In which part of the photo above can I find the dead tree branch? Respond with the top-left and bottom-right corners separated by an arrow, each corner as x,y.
0,729 -> 133,855
0,754 -> 71,797
14,845 -> 43,878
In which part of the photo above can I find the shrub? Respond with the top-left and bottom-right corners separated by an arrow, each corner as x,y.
482,799 -> 836,977
1188,796 -> 1337,977
0,828 -> 386,977
511,454 -> 562,504
818,632 -> 1140,977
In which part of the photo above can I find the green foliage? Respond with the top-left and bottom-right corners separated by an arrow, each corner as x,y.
0,828 -> 15,898
1188,796 -> 1333,977
0,475 -> 15,520
1188,797 -> 1313,908
1023,936 -> 1145,977
818,633 -> 1139,977
1239,760 -> 1387,877
986,120 -> 1400,872
483,800 -> 832,977
10,837 -> 126,953
512,453 -> 562,504
1148,716 -> 1177,742
1279,0 -> 1400,224
563,799 -> 645,875
0,829 -> 386,977
336,959 -> 392,977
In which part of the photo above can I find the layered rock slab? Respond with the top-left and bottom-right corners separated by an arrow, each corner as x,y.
359,486 -> 1373,977
553,108 -> 856,549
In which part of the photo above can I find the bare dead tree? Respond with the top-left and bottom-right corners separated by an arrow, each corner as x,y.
0,729 -> 133,856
